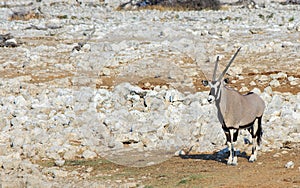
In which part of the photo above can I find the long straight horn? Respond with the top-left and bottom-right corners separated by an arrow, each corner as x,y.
217,47 -> 241,81
212,56 -> 219,81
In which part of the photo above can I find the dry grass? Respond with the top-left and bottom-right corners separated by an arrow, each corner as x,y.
9,9 -> 42,21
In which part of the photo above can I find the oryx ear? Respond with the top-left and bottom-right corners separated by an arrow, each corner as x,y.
224,78 -> 229,84
202,80 -> 209,86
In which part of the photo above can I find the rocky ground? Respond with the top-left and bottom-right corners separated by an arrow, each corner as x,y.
0,0 -> 300,187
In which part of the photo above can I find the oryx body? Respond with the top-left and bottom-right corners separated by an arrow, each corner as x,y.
202,47 -> 265,165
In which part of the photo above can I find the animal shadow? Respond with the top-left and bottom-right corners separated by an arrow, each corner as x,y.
179,148 -> 249,165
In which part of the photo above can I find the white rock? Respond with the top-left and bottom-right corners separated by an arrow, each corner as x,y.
1,159 -> 21,170
14,95 -> 28,107
273,153 -> 281,158
101,67 -> 111,76
44,168 -> 69,178
269,79 -> 280,87
1,179 -> 24,188
63,150 -> 77,160
46,18 -> 63,29
270,72 -> 287,80
285,161 -> 294,168
46,152 -> 61,160
264,86 -> 273,95
269,116 -> 280,122
82,150 -> 97,159
258,75 -> 270,82
270,94 -> 283,108
24,175 -> 46,188
55,159 -> 66,167
239,86 -> 249,92
5,38 -> 18,46
0,144 -> 8,156
86,167 -> 93,173
165,89 -> 184,102
228,67 -> 243,76
251,87 -> 261,94
11,136 -> 25,148
250,81 -> 257,86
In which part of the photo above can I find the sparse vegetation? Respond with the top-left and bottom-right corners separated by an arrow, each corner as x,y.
258,13 -> 265,20
34,148 -> 300,187
37,158 -> 111,168
118,0 -> 221,11
143,185 -> 154,188
258,13 -> 274,21
289,16 -> 295,22
57,15 -> 68,19
177,174 -> 206,185
266,12 -> 274,19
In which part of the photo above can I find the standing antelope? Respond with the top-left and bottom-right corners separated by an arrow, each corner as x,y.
202,47 -> 265,165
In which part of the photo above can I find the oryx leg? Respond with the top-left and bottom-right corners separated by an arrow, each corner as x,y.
249,117 -> 262,162
225,129 -> 239,165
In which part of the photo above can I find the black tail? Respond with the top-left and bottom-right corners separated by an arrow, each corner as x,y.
257,116 -> 263,146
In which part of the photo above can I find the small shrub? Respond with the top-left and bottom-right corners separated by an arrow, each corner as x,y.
178,178 -> 188,185
118,0 -> 221,11
158,0 -> 221,11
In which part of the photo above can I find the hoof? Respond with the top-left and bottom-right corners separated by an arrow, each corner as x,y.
232,162 -> 238,166
249,155 -> 257,163
227,155 -> 238,166
227,161 -> 238,166
227,160 -> 238,166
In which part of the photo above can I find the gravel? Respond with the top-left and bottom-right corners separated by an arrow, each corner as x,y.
0,0 -> 299,186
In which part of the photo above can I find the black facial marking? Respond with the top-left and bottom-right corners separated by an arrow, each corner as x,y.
202,80 -> 209,86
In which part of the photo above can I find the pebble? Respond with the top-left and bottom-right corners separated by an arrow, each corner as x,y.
239,86 -> 249,92
82,150 -> 97,160
55,159 -> 66,167
250,81 -> 257,86
269,79 -> 280,87
290,80 -> 298,86
86,167 -> 93,173
251,87 -> 261,94
270,72 -> 287,80
264,86 -> 273,95
273,153 -> 281,158
285,161 -> 294,168
258,75 -> 270,82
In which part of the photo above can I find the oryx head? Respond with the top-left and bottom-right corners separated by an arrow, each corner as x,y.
202,47 -> 241,103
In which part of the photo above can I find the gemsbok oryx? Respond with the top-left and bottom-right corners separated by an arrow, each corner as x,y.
202,47 -> 265,165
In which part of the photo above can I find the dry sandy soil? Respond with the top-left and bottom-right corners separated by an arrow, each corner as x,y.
38,142 -> 300,187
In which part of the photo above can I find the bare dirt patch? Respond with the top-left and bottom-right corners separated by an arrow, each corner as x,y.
38,143 -> 300,187
96,68 -> 300,94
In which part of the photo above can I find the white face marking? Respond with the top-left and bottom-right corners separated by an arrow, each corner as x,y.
207,81 -> 221,103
